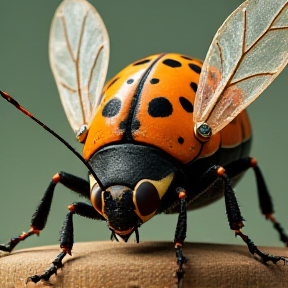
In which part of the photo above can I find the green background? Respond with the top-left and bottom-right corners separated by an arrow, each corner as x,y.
0,0 -> 287,251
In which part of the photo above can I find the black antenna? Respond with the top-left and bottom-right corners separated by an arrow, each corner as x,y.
0,90 -> 104,190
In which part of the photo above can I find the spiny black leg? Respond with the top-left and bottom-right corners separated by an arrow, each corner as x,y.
0,179 -> 57,252
60,211 -> 74,255
224,157 -> 288,246
0,172 -> 90,252
174,188 -> 187,285
30,181 -> 56,231
272,220 -> 288,246
253,164 -> 288,246
235,230 -> 287,264
175,246 -> 186,284
68,202 -> 105,221
28,251 -> 67,283
54,171 -> 90,200
218,166 -> 287,265
0,228 -> 40,252
28,212 -> 74,283
27,203 -> 104,283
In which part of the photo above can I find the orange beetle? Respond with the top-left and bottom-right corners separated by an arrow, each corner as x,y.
0,0 -> 288,284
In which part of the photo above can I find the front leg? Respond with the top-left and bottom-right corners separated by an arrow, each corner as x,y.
28,211 -> 73,283
174,188 -> 187,284
0,171 -> 91,253
28,202 -> 103,283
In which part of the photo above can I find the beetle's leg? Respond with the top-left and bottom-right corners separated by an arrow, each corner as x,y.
28,202 -> 103,283
27,211 -> 73,284
0,172 -> 96,252
224,157 -> 288,246
174,188 -> 187,284
217,165 -> 287,264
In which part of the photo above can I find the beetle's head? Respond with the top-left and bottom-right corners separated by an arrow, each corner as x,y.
90,174 -> 174,239
99,185 -> 141,237
88,144 -> 178,240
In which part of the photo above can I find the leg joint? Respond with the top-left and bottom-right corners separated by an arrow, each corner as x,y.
216,166 -> 226,176
68,204 -> 76,213
52,173 -> 61,183
250,157 -> 257,168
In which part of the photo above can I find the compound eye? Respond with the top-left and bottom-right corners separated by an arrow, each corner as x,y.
91,184 -> 103,215
135,182 -> 160,217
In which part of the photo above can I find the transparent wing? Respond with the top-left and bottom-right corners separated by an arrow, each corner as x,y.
49,0 -> 109,134
194,0 -> 288,135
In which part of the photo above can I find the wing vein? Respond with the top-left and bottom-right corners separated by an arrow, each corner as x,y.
87,44 -> 104,110
242,8 -> 247,54
50,0 -> 110,134
270,26 -> 288,31
75,11 -> 89,125
203,8 -> 246,122
244,3 -> 288,56
230,72 -> 276,86
61,16 -> 76,63
60,82 -> 77,93
205,3 -> 288,124
216,42 -> 224,69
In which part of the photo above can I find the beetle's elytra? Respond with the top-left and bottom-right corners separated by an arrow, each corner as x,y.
0,0 -> 288,284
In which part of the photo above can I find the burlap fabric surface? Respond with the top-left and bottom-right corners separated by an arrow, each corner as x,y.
0,241 -> 287,288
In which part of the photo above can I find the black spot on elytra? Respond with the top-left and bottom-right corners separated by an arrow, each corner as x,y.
189,63 -> 201,74
133,59 -> 151,66
181,55 -> 193,60
107,77 -> 119,89
102,98 -> 121,118
178,137 -> 184,144
127,79 -> 134,84
190,82 -> 198,93
163,59 -> 182,68
131,119 -> 140,131
148,97 -> 173,118
179,97 -> 193,113
150,78 -> 159,84
119,120 -> 126,130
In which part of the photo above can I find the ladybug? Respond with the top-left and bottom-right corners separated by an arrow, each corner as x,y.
0,0 -> 288,284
